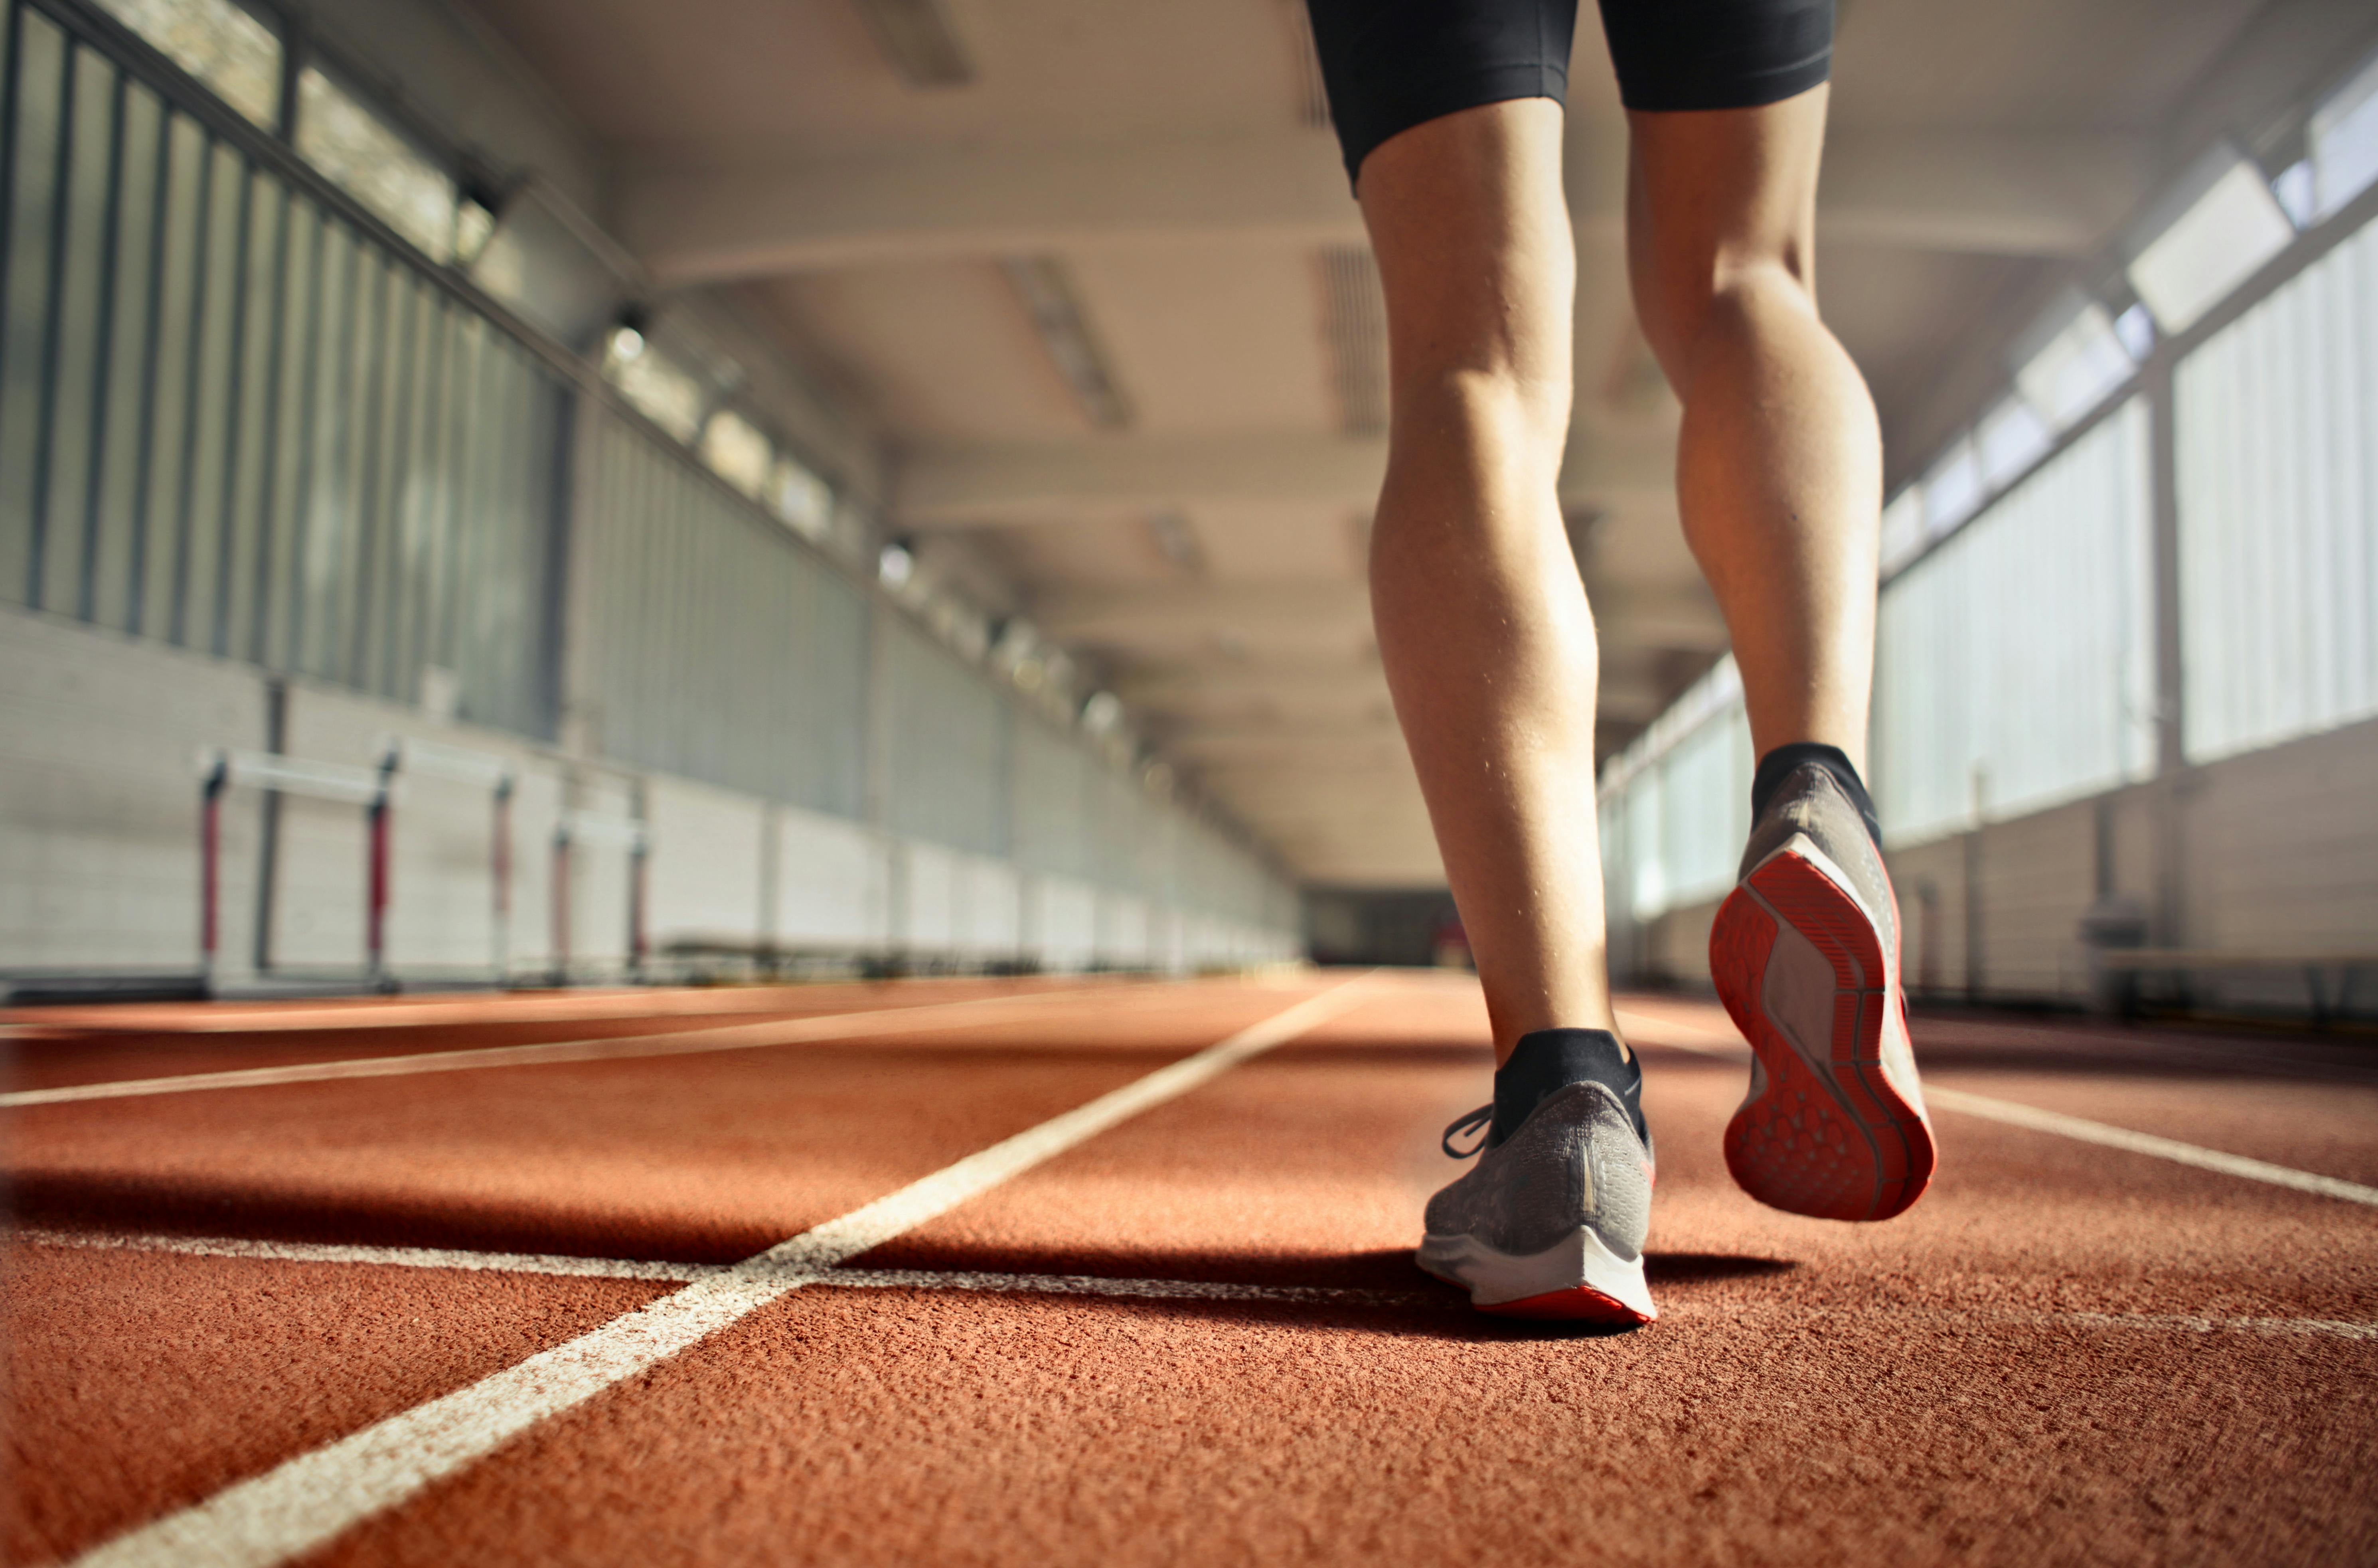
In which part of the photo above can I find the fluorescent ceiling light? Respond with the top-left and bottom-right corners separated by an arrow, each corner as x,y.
2125,151 -> 2294,334
1003,258 -> 1132,430
2311,49 -> 2378,218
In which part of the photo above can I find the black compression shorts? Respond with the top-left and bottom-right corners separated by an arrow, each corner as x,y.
1306,0 -> 1835,186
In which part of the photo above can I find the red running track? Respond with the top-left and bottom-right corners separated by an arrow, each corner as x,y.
3,972 -> 2374,1565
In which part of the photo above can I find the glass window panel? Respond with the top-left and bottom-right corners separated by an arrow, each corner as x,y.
1921,437 -> 1982,537
2177,211 -> 2378,762
0,12 -> 69,607
1873,401 -> 2155,845
257,195 -> 320,670
2127,157 -> 2295,334
605,333 -> 705,442
1878,488 -> 1924,576
2013,302 -> 2133,430
2312,50 -> 2378,219
770,453 -> 832,540
294,220 -> 358,675
1976,394 -> 2052,490
294,65 -> 456,261
42,44 -> 123,618
174,139 -> 244,656
699,408 -> 772,498
220,172 -> 281,661
139,110 -> 205,643
87,0 -> 279,129
91,81 -> 166,634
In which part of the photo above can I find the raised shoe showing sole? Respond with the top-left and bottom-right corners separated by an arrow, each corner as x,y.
1417,1079 -> 1657,1325
1710,770 -> 1937,1222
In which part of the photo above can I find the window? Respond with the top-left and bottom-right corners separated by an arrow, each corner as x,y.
698,410 -> 773,500
1976,395 -> 2052,490
2311,51 -> 2378,219
770,456 -> 833,541
2176,213 -> 2378,763
295,65 -> 459,260
2013,300 -> 2135,430
1920,438 -> 1982,537
1878,488 -> 1925,576
2127,152 -> 2295,334
604,330 -> 706,443
89,0 -> 279,128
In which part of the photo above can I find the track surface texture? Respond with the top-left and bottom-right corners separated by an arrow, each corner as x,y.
4,973 -> 2374,1566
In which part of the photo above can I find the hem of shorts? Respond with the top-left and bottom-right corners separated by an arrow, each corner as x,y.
1341,62 -> 1572,190
1617,55 -> 1831,115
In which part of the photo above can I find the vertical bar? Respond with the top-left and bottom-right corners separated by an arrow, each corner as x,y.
2144,358 -> 2188,962
492,773 -> 512,980
550,820 -> 571,985
74,67 -> 126,621
366,750 -> 394,987
250,674 -> 285,975
628,814 -> 648,981
199,755 -> 225,990
120,103 -> 168,635
23,34 -> 75,606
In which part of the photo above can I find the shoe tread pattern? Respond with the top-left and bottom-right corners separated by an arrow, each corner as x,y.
1711,848 -> 1936,1222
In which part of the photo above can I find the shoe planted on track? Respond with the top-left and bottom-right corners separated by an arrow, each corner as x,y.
1708,761 -> 1937,1222
1417,1080 -> 1657,1325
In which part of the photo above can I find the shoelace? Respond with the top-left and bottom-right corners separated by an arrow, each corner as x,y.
1441,1104 -> 1493,1159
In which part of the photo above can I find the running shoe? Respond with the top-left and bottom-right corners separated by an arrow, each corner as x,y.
1418,1028 -> 1657,1324
1709,759 -> 1936,1221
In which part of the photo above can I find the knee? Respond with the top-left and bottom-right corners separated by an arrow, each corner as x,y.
1390,362 -> 1572,469
1637,255 -> 1817,392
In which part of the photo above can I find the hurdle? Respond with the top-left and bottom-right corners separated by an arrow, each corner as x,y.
380,737 -> 517,980
198,749 -> 388,992
551,807 -> 649,984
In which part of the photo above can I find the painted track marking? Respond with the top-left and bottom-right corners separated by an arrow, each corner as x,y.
17,1228 -> 2376,1341
0,989 -> 1101,1108
1615,1008 -> 2378,1208
55,978 -> 1375,1568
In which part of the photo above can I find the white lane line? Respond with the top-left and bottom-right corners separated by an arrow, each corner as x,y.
0,989 -> 1094,1109
1616,1011 -> 2378,1209
60,977 -> 1375,1568
1919,1086 -> 2378,1208
7,1227 -> 720,1284
20,1227 -> 2376,1342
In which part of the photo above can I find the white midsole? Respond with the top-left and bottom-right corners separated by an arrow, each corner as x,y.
1417,1225 -> 1656,1319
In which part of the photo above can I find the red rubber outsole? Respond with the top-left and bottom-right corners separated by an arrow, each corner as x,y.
1478,1286 -> 1655,1326
1710,849 -> 1936,1223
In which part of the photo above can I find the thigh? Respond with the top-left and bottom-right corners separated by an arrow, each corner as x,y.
1306,0 -> 1580,191
1594,0 -> 1834,113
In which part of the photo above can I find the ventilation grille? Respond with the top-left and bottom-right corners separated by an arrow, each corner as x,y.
1284,1 -> 1332,128
1318,246 -> 1387,435
850,0 -> 974,88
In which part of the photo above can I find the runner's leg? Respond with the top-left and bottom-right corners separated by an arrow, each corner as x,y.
1357,99 -> 1616,1062
1623,85 -> 1881,767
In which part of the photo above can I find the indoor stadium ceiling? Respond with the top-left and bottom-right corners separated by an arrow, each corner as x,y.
457,0 -> 2295,888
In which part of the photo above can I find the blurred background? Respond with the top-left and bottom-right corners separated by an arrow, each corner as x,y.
0,0 -> 2371,1021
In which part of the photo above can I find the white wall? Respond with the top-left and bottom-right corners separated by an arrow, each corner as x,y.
0,608 -> 1297,989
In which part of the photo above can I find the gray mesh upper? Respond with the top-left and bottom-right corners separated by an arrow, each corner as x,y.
1738,762 -> 1895,953
1423,1081 -> 1651,1260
